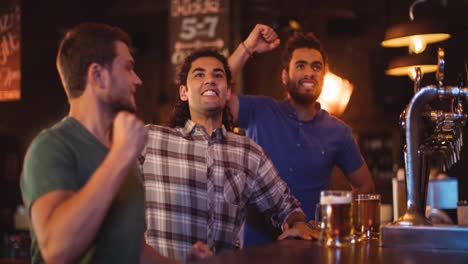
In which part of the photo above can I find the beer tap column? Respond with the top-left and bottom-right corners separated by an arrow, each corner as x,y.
396,86 -> 438,226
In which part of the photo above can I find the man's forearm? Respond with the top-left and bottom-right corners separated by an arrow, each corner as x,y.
228,42 -> 252,79
284,211 -> 307,229
349,163 -> 375,194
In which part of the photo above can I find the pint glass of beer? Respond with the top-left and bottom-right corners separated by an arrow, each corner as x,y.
355,194 -> 381,240
318,190 -> 355,247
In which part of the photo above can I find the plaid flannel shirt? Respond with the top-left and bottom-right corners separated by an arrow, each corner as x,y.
141,120 -> 303,261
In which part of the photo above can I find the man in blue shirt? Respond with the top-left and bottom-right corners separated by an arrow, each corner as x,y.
227,25 -> 375,246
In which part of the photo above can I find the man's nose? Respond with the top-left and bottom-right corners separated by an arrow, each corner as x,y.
134,72 -> 143,87
303,66 -> 315,78
204,77 -> 216,85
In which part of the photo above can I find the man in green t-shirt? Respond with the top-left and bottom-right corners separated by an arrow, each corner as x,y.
20,23 -> 175,264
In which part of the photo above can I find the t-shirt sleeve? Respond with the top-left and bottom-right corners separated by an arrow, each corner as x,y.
237,95 -> 273,128
335,127 -> 365,175
21,131 -> 78,216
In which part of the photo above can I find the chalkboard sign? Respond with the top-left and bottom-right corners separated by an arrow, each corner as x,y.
169,0 -> 230,83
0,0 -> 20,101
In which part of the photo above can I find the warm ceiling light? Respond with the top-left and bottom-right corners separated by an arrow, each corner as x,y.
381,0 -> 451,54
317,72 -> 353,116
381,19 -> 450,54
385,53 -> 437,79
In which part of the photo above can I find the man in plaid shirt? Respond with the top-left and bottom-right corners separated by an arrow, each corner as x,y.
141,50 -> 316,262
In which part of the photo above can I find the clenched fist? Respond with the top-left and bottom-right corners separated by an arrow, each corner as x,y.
244,24 -> 280,55
112,111 -> 148,162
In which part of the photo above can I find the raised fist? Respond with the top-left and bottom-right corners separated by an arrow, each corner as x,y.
112,111 -> 148,161
244,24 -> 280,55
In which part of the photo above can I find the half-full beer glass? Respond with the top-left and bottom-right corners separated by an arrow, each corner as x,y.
355,194 -> 381,240
318,190 -> 355,247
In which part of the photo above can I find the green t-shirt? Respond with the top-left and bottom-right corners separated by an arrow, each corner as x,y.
20,117 -> 146,264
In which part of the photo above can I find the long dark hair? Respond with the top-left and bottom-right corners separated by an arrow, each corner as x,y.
169,49 -> 234,131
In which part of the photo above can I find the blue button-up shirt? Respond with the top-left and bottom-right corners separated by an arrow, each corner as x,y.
238,95 -> 364,245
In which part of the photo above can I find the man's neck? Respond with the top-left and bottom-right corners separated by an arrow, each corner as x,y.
190,111 -> 223,135
69,97 -> 114,147
288,98 -> 319,121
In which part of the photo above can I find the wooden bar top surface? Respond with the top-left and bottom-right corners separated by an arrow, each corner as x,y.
192,239 -> 468,264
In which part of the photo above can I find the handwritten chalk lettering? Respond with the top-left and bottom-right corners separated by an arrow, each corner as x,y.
179,16 -> 219,40
174,38 -> 224,50
171,43 -> 229,65
0,6 -> 20,35
180,17 -> 197,40
171,49 -> 193,65
219,47 -> 229,58
0,32 -> 20,65
171,0 -> 220,17
0,67 -> 20,88
0,89 -> 20,100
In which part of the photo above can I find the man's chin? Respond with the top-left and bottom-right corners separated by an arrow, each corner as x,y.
288,92 -> 317,106
111,103 -> 136,114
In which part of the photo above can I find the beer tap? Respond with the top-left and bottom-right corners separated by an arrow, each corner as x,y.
395,49 -> 468,226
436,48 -> 445,89
414,67 -> 423,94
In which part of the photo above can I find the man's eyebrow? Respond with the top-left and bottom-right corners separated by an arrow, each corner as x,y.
213,68 -> 225,74
294,60 -> 308,65
294,60 -> 323,65
191,67 -> 206,73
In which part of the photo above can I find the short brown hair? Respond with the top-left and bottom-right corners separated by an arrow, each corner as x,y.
56,22 -> 132,99
281,32 -> 327,70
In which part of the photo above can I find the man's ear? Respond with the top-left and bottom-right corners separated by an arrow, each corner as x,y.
281,69 -> 288,86
179,85 -> 188,101
88,63 -> 106,89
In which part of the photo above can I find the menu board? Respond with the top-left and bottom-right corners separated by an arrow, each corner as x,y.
169,0 -> 230,83
0,0 -> 20,101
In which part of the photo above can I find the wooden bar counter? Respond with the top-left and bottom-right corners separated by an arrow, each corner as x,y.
193,239 -> 468,264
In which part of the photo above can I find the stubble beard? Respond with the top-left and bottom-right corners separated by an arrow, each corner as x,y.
110,100 -> 136,114
286,81 -> 320,107
108,77 -> 137,114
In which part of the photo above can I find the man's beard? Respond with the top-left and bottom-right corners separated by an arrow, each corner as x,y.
286,81 -> 320,107
109,97 -> 136,114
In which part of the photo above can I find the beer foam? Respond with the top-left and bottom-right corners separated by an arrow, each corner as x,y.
320,195 -> 352,204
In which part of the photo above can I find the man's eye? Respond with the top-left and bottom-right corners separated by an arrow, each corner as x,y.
194,73 -> 204,77
214,73 -> 224,78
296,64 -> 305,69
313,65 -> 323,71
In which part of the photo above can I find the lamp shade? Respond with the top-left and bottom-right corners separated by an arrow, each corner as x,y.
385,52 -> 437,78
381,19 -> 450,53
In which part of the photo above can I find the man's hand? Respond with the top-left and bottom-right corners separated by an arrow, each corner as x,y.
243,24 -> 280,55
277,222 -> 319,241
187,241 -> 213,261
112,111 -> 148,161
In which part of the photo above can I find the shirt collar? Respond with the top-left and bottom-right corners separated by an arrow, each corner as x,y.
280,99 -> 324,122
180,119 -> 227,140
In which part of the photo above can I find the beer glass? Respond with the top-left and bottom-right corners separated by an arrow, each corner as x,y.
318,190 -> 355,247
355,194 -> 381,240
